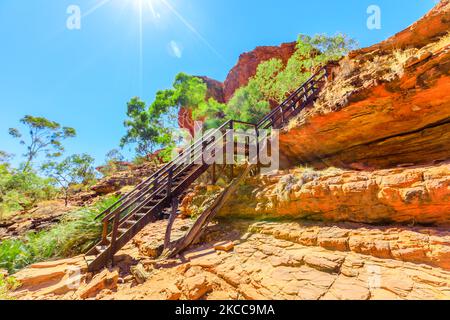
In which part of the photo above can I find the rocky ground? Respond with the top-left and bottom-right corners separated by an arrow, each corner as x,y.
11,218 -> 450,300
0,200 -> 76,240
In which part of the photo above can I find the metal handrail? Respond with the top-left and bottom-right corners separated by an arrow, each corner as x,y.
105,120 -> 259,247
257,67 -> 327,127
97,120 -> 234,221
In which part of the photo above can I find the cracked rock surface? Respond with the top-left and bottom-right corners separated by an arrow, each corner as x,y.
12,219 -> 450,300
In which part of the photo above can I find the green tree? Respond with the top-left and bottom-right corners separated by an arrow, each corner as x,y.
8,116 -> 76,172
105,149 -> 125,163
149,73 -> 207,118
41,154 -> 96,206
120,97 -> 163,157
0,151 -> 13,164
193,98 -> 227,129
98,149 -> 127,177
224,59 -> 283,124
122,74 -> 207,159
273,33 -> 356,102
0,167 -> 57,218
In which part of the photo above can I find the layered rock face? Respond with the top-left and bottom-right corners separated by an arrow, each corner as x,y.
72,162 -> 157,205
280,2 -> 450,169
0,201 -> 75,240
213,164 -> 450,226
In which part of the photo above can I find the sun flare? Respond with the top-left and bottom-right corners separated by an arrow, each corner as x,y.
131,0 -> 160,18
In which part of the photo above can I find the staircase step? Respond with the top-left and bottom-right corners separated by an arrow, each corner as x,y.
118,228 -> 128,235
123,220 -> 137,226
85,255 -> 96,264
96,245 -> 108,253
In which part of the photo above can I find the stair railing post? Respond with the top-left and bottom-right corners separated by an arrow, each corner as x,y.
190,140 -> 195,164
109,211 -> 120,264
164,197 -> 179,250
212,163 -> 216,184
229,121 -> 234,181
167,167 -> 173,198
102,220 -> 109,243
202,139 -> 207,166
245,135 -> 250,163
255,125 -> 260,172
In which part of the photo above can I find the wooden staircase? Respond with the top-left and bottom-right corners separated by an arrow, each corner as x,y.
86,66 -> 329,271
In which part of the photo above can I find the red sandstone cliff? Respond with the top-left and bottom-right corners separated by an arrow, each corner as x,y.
280,1 -> 450,170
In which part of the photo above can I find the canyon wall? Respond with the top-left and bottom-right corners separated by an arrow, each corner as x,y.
280,1 -> 450,170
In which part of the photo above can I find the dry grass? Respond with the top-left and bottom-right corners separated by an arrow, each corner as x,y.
388,49 -> 419,80
424,31 -> 450,53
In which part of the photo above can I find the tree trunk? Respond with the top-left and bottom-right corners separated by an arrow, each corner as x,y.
64,189 -> 69,207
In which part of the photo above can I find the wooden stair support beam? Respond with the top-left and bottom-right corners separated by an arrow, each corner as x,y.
164,197 -> 179,250
164,163 -> 253,259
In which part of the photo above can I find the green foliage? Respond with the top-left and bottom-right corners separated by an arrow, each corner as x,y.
105,149 -> 125,163
121,97 -> 160,156
0,151 -> 13,164
98,149 -> 127,177
224,59 -> 283,124
150,73 -> 208,116
2,116 -> 81,217
0,166 -> 57,219
193,98 -> 227,129
271,34 -> 356,102
122,73 -> 208,159
121,97 -> 174,158
41,154 -> 97,205
8,116 -> 76,171
0,274 -> 19,300
0,196 -> 118,274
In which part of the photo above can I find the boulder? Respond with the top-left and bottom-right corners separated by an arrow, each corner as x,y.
76,269 -> 119,299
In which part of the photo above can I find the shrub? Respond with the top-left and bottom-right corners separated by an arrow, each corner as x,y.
0,196 -> 118,274
0,274 -> 19,300
0,166 -> 58,220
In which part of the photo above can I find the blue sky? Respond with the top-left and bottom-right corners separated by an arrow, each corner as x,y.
0,0 -> 437,167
